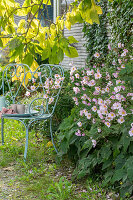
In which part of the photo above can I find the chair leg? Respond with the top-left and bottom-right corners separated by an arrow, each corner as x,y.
50,117 -> 58,153
1,118 -> 4,145
24,126 -> 29,162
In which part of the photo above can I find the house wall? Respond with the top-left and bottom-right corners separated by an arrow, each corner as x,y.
60,0 -> 87,69
14,0 -> 26,25
61,23 -> 87,69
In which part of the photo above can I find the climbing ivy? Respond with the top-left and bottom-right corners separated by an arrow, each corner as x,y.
107,0 -> 132,47
83,0 -> 109,66
83,0 -> 132,67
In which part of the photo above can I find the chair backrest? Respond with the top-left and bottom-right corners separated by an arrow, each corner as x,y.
1,63 -> 64,116
1,63 -> 31,105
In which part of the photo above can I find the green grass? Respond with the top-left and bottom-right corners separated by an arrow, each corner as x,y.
0,119 -> 121,200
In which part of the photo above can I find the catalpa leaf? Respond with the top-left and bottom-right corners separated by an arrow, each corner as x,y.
43,0 -> 51,5
17,8 -> 30,16
95,5 -> 102,14
90,8 -> 100,24
0,38 -> 3,47
9,38 -> 21,50
23,53 -> 34,67
64,46 -> 78,58
6,0 -> 20,8
30,60 -> 39,71
68,36 -> 78,44
22,0 -> 32,7
42,48 -> 51,60
65,20 -> 71,30
58,48 -> 64,62
9,43 -> 24,62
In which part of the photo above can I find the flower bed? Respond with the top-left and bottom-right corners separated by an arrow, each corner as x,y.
58,43 -> 133,198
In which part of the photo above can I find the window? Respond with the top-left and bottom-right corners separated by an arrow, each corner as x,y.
38,0 -> 59,26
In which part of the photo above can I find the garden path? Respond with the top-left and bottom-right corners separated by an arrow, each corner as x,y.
0,164 -> 37,200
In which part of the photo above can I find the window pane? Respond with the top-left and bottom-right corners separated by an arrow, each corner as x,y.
38,0 -> 53,26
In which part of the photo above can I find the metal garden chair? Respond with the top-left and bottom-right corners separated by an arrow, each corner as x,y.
0,63 -> 64,161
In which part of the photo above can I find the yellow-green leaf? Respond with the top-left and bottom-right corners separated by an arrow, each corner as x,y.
30,60 -> 39,72
23,53 -> 34,67
17,8 -> 30,16
42,48 -> 51,60
1,37 -> 10,47
43,0 -> 51,5
5,0 -> 20,8
0,38 -> 3,47
5,24 -> 15,34
65,20 -> 71,30
22,0 -> 32,7
9,43 -> 24,62
31,5 -> 40,17
68,36 -> 78,44
90,8 -> 100,24
0,5 -> 6,16
59,37 -> 69,49
95,5 -> 102,14
49,54 -> 59,64
64,46 -> 78,58
58,48 -> 64,62
17,19 -> 26,33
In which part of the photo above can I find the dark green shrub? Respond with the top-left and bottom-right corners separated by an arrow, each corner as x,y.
57,45 -> 133,198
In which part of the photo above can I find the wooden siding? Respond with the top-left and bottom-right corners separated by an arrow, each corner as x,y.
61,23 -> 87,69
60,0 -> 87,69
14,0 -> 26,25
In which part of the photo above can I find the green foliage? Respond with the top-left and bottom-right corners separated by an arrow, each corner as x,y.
46,177 -> 72,200
107,0 -> 132,46
119,62 -> 133,88
0,65 -> 15,96
57,45 -> 133,198
0,0 -> 111,69
54,70 -> 74,125
58,102 -> 133,198
1,96 -> 131,199
83,0 -> 132,68
0,119 -> 112,199
58,107 -> 89,162
83,0 -> 109,66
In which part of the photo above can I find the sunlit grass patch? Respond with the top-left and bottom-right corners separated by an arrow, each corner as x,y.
0,118 -> 55,165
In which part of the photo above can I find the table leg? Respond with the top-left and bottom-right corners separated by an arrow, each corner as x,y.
24,126 -> 29,162
50,117 -> 58,153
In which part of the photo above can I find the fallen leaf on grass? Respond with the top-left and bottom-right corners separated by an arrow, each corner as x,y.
3,167 -> 15,171
11,137 -> 18,141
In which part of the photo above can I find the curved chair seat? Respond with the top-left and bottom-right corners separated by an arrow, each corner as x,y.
2,113 -> 51,120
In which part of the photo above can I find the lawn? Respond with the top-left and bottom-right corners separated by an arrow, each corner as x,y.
0,119 -> 120,200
